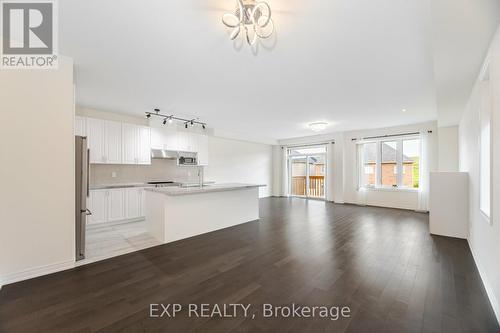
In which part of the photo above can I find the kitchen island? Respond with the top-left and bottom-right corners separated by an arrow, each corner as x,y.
144,184 -> 265,244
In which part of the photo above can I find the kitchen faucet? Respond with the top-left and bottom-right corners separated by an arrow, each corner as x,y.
198,166 -> 204,188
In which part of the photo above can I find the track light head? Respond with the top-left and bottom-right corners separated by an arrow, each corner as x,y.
202,124 -> 206,130
154,108 -> 160,113
163,118 -> 167,125
190,120 -> 194,126
168,116 -> 173,124
146,113 -> 151,119
185,123 -> 188,129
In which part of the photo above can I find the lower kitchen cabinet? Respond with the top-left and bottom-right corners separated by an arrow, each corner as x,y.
87,188 -> 145,225
107,189 -> 126,222
124,187 -> 145,219
88,190 -> 107,224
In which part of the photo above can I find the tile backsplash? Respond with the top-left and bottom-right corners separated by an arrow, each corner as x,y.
90,159 -> 199,185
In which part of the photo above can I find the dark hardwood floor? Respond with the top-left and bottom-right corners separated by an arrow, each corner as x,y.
1,198 -> 498,333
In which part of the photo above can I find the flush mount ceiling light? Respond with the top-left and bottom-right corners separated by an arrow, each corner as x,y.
222,0 -> 274,45
308,122 -> 328,132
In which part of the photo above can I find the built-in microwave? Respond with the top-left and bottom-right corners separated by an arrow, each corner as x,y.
178,152 -> 198,166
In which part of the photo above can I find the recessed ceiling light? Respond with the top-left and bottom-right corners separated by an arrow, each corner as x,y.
402,109 -> 407,112
308,122 -> 328,132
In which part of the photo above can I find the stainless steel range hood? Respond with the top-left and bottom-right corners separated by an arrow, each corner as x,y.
151,149 -> 179,159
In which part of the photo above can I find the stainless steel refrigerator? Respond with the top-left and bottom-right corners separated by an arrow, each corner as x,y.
75,136 -> 91,261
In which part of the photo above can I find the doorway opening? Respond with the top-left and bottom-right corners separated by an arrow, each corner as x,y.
288,145 -> 327,199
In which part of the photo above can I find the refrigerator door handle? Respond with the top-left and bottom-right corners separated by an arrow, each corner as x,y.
86,148 -> 90,198
81,209 -> 92,216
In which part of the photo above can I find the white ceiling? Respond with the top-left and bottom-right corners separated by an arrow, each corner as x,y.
59,0 -> 499,141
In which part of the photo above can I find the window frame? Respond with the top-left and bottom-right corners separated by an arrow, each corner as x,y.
358,136 -> 420,191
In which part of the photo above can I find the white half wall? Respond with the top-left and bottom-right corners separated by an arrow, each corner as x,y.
204,136 -> 273,198
459,27 -> 500,323
0,56 -> 75,286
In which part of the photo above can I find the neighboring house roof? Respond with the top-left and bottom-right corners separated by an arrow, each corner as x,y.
364,143 -> 414,163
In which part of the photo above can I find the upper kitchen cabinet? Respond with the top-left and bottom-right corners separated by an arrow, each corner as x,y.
151,127 -> 209,165
105,120 -> 122,164
151,125 -> 178,151
195,133 -> 209,165
86,118 -> 122,164
122,123 -> 151,165
176,131 -> 195,152
138,126 -> 152,164
75,116 -> 86,136
87,118 -> 106,163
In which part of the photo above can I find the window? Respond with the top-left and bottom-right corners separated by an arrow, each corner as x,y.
402,139 -> 420,188
381,141 -> 398,187
480,76 -> 491,218
360,142 -> 377,187
359,137 -> 420,190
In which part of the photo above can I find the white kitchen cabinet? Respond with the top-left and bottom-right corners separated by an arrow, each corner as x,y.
107,189 -> 126,222
88,188 -> 145,225
151,125 -> 178,151
86,118 -> 122,164
196,134 -> 209,165
75,116 -> 86,136
151,126 -> 165,150
150,126 -> 208,164
122,124 -> 151,165
122,123 -> 138,164
88,190 -> 107,224
177,131 -> 197,152
163,127 -> 178,151
105,120 -> 122,164
87,118 -> 106,164
138,126 -> 151,164
125,188 -> 145,219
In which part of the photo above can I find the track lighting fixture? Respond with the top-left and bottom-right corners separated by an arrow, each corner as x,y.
146,109 -> 207,130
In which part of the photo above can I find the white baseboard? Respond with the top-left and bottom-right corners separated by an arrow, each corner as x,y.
468,239 -> 500,325
0,260 -> 75,288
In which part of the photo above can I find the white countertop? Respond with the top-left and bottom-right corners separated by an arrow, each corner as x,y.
144,183 -> 265,196
89,183 -> 154,190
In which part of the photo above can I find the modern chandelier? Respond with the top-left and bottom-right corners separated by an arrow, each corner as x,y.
222,0 -> 274,45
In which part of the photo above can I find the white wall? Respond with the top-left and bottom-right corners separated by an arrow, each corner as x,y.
0,56 -> 75,286
459,27 -> 500,322
204,136 -> 273,198
276,121 -> 438,210
438,126 -> 459,171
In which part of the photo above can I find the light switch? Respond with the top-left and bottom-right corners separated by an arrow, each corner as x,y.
111,171 -> 117,178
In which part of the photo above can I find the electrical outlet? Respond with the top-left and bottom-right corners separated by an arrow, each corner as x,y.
111,171 -> 117,178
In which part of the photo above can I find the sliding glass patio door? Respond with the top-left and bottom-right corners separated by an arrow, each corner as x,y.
288,146 -> 327,199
